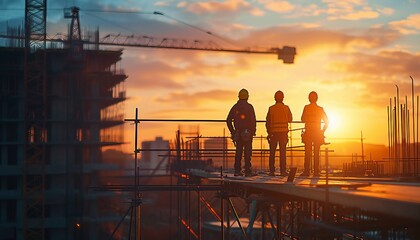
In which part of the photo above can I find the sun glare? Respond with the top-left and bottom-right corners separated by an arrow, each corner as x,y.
327,111 -> 341,133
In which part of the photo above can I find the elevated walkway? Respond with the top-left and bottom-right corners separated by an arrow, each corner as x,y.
191,169 -> 420,221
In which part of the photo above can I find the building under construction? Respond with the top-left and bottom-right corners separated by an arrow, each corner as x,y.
2,2 -> 420,240
0,25 -> 127,240
0,3 -> 297,239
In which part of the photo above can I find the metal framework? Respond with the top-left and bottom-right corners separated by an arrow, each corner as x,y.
97,169 -> 419,239
2,5 -> 296,239
23,0 -> 47,239
8,3 -> 419,239
99,116 -> 419,240
0,3 -> 295,240
1,31 -> 296,64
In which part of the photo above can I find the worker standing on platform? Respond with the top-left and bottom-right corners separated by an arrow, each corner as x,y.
266,90 -> 293,177
226,89 -> 257,177
300,91 -> 328,177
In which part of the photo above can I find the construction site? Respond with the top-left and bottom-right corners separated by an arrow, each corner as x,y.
1,1 -> 420,240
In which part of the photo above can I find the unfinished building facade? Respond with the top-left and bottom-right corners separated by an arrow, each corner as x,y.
0,44 -> 127,239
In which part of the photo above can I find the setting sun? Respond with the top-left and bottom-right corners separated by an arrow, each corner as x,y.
326,110 -> 342,134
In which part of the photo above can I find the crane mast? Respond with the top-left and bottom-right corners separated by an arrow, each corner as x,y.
23,0 -> 47,239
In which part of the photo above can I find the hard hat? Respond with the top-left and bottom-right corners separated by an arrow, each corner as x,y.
308,91 -> 318,103
274,90 -> 284,102
238,89 -> 249,100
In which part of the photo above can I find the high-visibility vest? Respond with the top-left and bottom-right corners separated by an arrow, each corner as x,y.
266,103 -> 292,133
301,103 -> 328,132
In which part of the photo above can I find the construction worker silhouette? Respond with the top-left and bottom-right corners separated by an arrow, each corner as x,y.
266,91 -> 293,177
226,89 -> 256,177
300,91 -> 328,177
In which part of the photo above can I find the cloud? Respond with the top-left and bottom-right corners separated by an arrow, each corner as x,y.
331,9 -> 379,21
177,0 -> 262,16
292,4 -> 323,17
300,23 -> 321,29
230,23 -> 254,30
335,50 -> 420,77
154,1 -> 174,7
250,8 -> 265,17
378,7 -> 395,16
124,60 -> 185,89
155,89 -> 236,105
329,50 -> 420,108
238,26 -> 400,55
147,107 -> 222,118
122,47 -> 252,90
324,0 -> 380,20
390,14 -> 420,35
291,0 -> 393,20
122,25 -> 402,93
353,80 -> 418,109
258,0 -> 295,13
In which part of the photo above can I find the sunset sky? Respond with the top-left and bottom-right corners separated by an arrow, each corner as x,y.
2,0 -> 420,152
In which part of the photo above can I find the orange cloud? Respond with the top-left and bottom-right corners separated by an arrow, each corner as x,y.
155,89 -> 236,105
336,50 -> 420,77
124,60 -> 185,89
230,23 -> 254,30
390,14 -> 420,35
325,2 -> 378,20
250,8 -> 265,16
259,0 -> 295,13
238,26 -> 400,54
378,7 -> 395,16
154,1 -> 171,7
329,50 -> 420,108
291,4 -> 323,17
331,9 -> 379,21
177,0 -> 262,16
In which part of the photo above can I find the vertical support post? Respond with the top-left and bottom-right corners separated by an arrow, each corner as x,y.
223,128 -> 226,170
388,105 -> 391,168
134,108 -> 140,240
290,122 -> 293,167
361,131 -> 365,173
262,207 -> 265,240
394,97 -> 398,175
325,148 -> 330,223
396,85 -> 400,175
198,189 -> 201,240
188,189 -> 191,240
277,205 -> 281,239
23,1 -> 47,238
169,169 -> 173,239
412,76 -> 416,175
221,193 -> 224,240
260,135 -> 263,171
177,130 -> 181,162
129,206 -> 134,240
417,95 -> 419,175
291,201 -> 294,237
226,198 -> 230,240
177,182 -> 181,239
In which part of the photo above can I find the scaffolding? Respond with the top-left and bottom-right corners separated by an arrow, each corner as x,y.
94,112 -> 419,240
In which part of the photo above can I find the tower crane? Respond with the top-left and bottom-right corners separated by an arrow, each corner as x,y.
69,6 -> 297,63
2,6 -> 296,64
